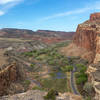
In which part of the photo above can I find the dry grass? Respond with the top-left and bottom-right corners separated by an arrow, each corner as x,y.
66,72 -> 72,93
0,49 -> 8,66
0,38 -> 32,42
59,43 -> 87,56
59,43 -> 93,63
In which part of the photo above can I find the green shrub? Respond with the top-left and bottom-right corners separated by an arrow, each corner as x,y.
61,65 -> 73,72
32,86 -> 43,91
76,76 -> 87,85
30,63 -> 35,68
40,78 -> 67,93
83,82 -> 93,95
85,96 -> 91,100
23,80 -> 31,87
44,89 -> 56,100
24,52 -> 33,57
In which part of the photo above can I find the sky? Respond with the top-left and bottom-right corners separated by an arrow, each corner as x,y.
0,0 -> 100,32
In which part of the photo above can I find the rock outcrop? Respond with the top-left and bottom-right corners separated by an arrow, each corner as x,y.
87,63 -> 100,100
90,13 -> 100,21
0,90 -> 82,100
0,63 -> 17,96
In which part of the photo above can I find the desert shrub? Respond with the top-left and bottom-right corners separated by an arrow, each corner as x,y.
30,63 -> 35,68
23,80 -> 31,87
24,52 -> 33,57
83,82 -> 93,95
85,96 -> 91,100
32,86 -> 43,91
61,65 -> 73,72
44,89 -> 57,100
40,78 -> 67,93
76,76 -> 87,85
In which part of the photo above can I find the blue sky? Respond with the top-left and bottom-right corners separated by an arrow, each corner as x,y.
0,0 -> 100,31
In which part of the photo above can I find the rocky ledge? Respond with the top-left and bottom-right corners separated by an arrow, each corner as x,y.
87,63 -> 100,100
0,90 -> 82,100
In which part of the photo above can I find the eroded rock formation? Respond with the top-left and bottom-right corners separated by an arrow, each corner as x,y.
0,63 -> 17,96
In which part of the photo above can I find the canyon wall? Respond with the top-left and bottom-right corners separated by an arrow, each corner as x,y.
73,13 -> 100,63
73,12 -> 100,100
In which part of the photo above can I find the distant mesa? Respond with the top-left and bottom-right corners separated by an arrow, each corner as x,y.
0,28 -> 75,44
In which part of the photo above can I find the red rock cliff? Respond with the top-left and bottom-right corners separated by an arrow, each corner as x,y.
73,12 -> 100,62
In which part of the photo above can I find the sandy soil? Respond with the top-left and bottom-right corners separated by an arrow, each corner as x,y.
59,43 -> 93,63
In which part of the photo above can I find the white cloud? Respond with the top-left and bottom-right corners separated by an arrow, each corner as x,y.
41,1 -> 100,21
0,10 -> 4,15
0,0 -> 39,16
43,7 -> 91,21
0,0 -> 23,16
0,0 -> 21,5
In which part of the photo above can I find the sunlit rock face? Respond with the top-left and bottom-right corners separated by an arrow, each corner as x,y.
73,12 -> 100,63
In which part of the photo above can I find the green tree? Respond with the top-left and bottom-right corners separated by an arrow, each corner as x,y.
66,65 -> 73,72
76,76 -> 87,85
61,65 -> 73,72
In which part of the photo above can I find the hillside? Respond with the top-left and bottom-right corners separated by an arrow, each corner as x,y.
0,28 -> 74,44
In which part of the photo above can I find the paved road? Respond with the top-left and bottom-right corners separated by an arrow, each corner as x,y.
70,65 -> 80,95
67,57 -> 80,95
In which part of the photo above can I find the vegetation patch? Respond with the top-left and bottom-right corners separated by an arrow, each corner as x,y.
39,78 -> 67,93
44,89 -> 58,100
75,64 -> 88,96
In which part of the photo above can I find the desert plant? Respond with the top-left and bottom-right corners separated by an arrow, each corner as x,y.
44,89 -> 57,100
83,82 -> 93,95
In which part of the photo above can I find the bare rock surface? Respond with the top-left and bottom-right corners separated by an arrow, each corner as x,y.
0,90 -> 82,100
0,90 -> 45,100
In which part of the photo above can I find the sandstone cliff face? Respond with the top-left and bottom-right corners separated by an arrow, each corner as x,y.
73,12 -> 100,100
73,24 -> 97,51
73,13 -> 100,63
